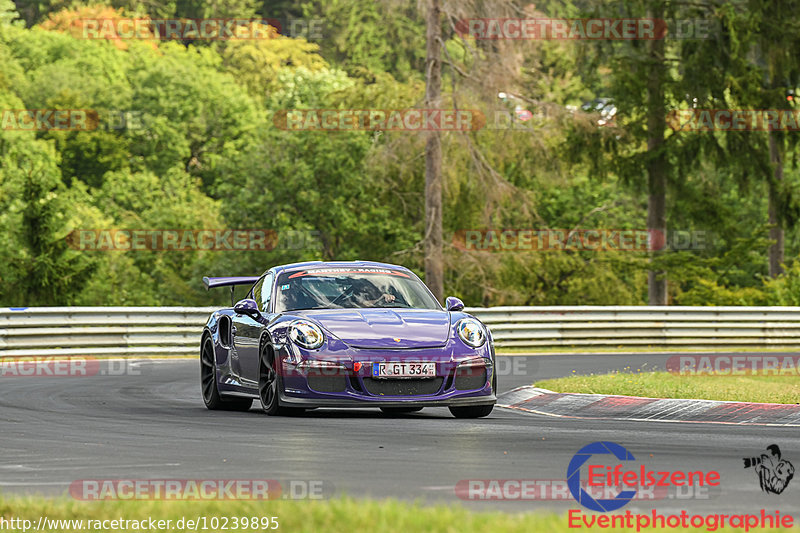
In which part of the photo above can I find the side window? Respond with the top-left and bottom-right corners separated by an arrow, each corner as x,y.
258,272 -> 274,312
252,277 -> 264,307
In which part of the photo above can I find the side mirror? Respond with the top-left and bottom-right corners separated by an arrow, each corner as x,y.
445,296 -> 465,312
233,298 -> 260,316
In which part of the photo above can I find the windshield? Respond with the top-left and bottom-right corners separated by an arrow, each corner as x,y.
274,267 -> 441,312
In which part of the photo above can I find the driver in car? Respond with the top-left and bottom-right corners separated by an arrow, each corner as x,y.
365,292 -> 395,306
355,281 -> 396,307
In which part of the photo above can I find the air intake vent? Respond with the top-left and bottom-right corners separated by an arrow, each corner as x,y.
363,378 -> 443,396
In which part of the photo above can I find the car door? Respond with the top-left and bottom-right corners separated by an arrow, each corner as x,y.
232,271 -> 274,385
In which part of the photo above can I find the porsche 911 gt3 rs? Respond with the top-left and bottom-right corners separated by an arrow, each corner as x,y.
200,261 -> 496,417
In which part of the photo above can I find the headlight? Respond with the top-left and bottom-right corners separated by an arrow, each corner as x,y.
289,320 -> 324,350
456,318 -> 486,348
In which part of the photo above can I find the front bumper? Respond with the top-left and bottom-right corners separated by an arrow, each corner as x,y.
278,391 -> 496,408
277,342 -> 496,407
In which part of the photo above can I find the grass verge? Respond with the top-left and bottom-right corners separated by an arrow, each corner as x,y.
0,496 -> 797,533
497,346 -> 800,356
535,371 -> 800,404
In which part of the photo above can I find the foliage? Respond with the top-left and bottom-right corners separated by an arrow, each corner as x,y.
0,130 -> 96,304
300,0 -> 426,81
6,495 -> 793,533
2,1 -> 800,307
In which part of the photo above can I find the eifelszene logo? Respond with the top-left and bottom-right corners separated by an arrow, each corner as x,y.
567,441 -> 638,512
743,445 -> 795,495
567,441 -> 721,512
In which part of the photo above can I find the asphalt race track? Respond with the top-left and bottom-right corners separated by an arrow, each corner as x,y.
1,354 -> 799,515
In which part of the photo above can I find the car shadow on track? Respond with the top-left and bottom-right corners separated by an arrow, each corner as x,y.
260,407 -> 451,419
189,405 -> 507,419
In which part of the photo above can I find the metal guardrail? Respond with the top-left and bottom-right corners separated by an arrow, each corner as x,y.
1,306 -> 800,357
473,306 -> 800,348
0,307 -> 216,358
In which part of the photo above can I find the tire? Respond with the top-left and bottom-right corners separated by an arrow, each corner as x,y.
449,404 -> 494,418
380,407 -> 423,415
201,335 -> 253,411
258,342 -> 303,416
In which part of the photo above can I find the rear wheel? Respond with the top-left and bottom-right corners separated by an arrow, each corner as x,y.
380,407 -> 423,415
259,343 -> 303,416
201,336 -> 253,411
449,404 -> 494,418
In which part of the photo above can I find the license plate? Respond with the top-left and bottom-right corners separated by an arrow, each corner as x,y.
373,362 -> 436,378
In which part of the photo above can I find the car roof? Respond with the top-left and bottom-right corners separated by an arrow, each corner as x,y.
271,260 -> 413,275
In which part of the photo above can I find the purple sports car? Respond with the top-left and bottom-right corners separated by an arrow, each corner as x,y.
200,261 -> 496,417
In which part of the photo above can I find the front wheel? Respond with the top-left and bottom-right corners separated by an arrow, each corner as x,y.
449,404 -> 494,418
259,343 -> 303,416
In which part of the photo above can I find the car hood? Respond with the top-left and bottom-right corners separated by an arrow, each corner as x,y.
292,308 -> 450,349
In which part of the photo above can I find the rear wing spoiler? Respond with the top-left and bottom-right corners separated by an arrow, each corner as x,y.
203,276 -> 260,305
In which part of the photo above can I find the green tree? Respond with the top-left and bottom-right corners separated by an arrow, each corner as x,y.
0,135 -> 96,305
300,0 -> 426,81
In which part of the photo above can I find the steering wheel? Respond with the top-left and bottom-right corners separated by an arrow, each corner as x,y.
329,286 -> 355,307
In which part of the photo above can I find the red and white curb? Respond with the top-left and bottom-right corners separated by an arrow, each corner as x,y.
497,386 -> 800,426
